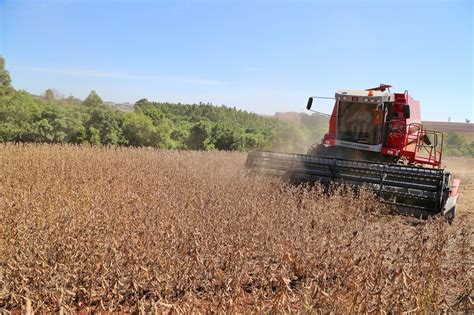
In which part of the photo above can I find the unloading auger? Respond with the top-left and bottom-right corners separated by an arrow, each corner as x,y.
246,85 -> 460,220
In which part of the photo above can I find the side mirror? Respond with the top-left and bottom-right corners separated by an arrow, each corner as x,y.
403,104 -> 410,119
306,97 -> 313,110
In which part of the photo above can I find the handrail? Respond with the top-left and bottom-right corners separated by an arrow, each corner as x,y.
403,123 -> 443,168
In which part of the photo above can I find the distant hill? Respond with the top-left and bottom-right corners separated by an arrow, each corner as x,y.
106,101 -> 134,112
422,121 -> 474,141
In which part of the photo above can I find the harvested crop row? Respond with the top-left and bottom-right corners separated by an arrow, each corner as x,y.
0,144 -> 472,313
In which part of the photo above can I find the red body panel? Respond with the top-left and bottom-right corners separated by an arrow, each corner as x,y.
322,105 -> 338,144
385,93 -> 420,153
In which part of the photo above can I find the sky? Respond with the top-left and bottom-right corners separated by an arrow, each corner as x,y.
0,0 -> 473,122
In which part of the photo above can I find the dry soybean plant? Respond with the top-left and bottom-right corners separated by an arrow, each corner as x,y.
0,144 -> 472,313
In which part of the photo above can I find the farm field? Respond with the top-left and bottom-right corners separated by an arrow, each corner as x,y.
0,144 -> 472,313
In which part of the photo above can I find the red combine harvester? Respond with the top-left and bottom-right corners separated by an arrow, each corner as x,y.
246,85 -> 460,221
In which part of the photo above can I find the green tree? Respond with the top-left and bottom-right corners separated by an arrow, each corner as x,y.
85,106 -> 126,145
0,56 -> 12,96
134,98 -> 149,108
135,104 -> 166,126
212,123 -> 240,150
122,112 -> 171,148
170,130 -> 188,148
0,92 -> 42,142
29,106 -> 86,143
187,121 -> 214,150
31,119 -> 55,142
83,90 -> 103,107
88,127 -> 101,145
232,133 -> 267,151
44,89 -> 55,102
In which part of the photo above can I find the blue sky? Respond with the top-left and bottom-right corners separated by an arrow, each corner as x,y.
1,0 -> 472,121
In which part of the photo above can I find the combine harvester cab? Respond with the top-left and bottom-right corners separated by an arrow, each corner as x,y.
246,85 -> 460,221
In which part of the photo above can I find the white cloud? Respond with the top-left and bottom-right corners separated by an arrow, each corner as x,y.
30,67 -> 224,85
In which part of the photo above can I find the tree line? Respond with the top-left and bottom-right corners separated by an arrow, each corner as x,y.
1,56 -> 471,156
0,57 -> 326,152
444,132 -> 474,157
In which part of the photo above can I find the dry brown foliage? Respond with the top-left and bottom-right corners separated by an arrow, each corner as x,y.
0,144 -> 472,313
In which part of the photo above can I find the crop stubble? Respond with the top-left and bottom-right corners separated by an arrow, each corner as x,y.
0,144 -> 472,313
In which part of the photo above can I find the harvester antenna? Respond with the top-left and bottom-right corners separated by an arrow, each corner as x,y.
366,84 -> 392,92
